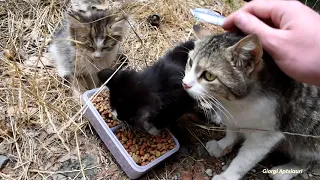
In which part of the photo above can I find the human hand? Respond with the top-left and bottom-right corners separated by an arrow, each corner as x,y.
223,0 -> 320,85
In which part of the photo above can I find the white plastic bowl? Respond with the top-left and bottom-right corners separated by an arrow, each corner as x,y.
82,88 -> 180,179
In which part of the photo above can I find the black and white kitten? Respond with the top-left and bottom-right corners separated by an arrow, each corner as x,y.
98,41 -> 196,135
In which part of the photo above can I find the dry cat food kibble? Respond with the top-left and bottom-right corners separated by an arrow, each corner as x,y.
115,128 -> 175,166
91,91 -> 121,128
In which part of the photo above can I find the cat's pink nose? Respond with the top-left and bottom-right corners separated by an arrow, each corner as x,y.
182,83 -> 192,90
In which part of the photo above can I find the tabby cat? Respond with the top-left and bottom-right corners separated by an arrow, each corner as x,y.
182,25 -> 320,180
49,7 -> 129,96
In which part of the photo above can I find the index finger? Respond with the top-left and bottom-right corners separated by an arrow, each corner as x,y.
222,0 -> 290,31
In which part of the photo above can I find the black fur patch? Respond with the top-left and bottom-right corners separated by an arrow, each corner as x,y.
98,40 -> 196,130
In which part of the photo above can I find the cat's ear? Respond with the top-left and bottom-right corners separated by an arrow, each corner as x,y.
227,34 -> 263,74
66,13 -> 90,36
110,15 -> 130,41
193,25 -> 211,39
66,13 -> 85,28
97,68 -> 116,86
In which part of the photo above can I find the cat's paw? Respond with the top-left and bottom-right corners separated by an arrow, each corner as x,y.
269,173 -> 297,180
206,140 -> 226,158
211,174 -> 228,180
268,163 -> 302,180
143,122 -> 161,135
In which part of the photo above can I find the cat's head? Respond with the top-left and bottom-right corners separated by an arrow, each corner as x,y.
97,68 -> 162,132
66,8 -> 129,60
182,25 -> 263,103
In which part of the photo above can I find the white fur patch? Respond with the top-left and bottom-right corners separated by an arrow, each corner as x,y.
183,68 -> 206,98
183,69 -> 197,87
269,162 -> 304,180
96,38 -> 104,49
93,38 -> 104,58
219,131 -> 284,180
219,96 -> 278,129
49,43 -> 74,77
205,92 -> 283,180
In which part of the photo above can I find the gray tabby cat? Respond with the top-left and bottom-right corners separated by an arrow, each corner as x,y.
49,7 -> 129,96
182,25 -> 320,180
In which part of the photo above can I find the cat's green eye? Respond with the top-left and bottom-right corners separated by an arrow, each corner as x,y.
203,71 -> 216,81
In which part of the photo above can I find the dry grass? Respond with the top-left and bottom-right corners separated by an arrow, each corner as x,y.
0,0 -> 243,179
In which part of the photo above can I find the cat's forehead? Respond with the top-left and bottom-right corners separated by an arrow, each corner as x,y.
190,33 -> 244,65
195,33 -> 243,52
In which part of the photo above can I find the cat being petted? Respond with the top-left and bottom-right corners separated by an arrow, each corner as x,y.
182,25 -> 320,180
49,7 -> 129,96
98,41 -> 197,135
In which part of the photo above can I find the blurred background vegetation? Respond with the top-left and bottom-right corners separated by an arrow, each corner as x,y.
301,0 -> 319,11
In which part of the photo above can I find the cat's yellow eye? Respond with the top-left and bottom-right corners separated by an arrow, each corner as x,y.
203,71 -> 216,81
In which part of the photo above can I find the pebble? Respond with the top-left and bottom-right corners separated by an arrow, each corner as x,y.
309,173 -> 313,177
205,169 -> 213,177
221,162 -> 225,165
301,172 -> 309,179
251,169 -> 256,173
0,155 -> 9,170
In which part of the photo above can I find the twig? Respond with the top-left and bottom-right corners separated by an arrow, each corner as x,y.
193,123 -> 320,139
45,107 -> 70,151
75,129 -> 86,180
119,9 -> 148,67
29,166 -> 99,174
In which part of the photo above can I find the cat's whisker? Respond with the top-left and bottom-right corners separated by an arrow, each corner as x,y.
198,97 -> 210,124
200,97 -> 217,124
199,93 -> 232,124
198,95 -> 231,125
178,71 -> 185,77
204,100 -> 219,124
204,93 -> 237,125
